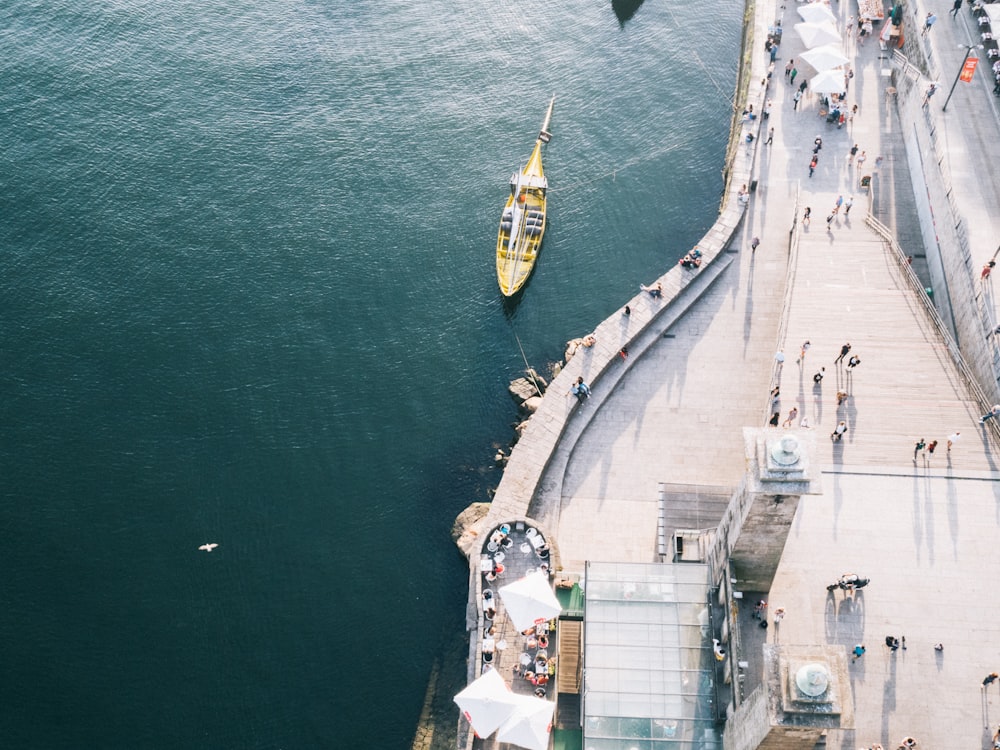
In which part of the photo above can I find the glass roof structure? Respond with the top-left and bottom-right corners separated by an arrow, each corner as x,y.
583,562 -> 721,750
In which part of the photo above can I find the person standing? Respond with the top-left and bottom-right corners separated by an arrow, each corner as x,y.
952,0 -> 963,17
802,206 -> 811,225
813,367 -> 825,384
835,194 -> 844,211
947,431 -> 961,452
835,342 -> 852,364
799,340 -> 811,362
790,66 -> 798,86
928,439 -> 939,456
844,196 -> 853,215
847,354 -> 861,370
914,439 -> 927,460
751,236 -> 760,252
826,213 -> 834,231
785,59 -> 794,79
809,155 -> 818,177
856,150 -> 867,169
793,89 -> 802,110
832,421 -> 848,441
983,672 -> 999,689
766,127 -> 774,145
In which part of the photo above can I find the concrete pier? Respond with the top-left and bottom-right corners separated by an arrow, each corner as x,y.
452,0 -> 1000,745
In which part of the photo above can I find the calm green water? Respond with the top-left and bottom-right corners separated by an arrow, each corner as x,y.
0,0 -> 739,746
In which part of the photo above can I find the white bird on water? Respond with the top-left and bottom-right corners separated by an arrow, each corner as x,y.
198,543 -> 219,552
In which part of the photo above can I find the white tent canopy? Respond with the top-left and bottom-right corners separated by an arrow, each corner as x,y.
797,2 -> 837,24
496,695 -> 556,750
794,21 -> 841,48
453,668 -> 521,739
800,44 -> 850,72
498,571 -> 562,632
810,68 -> 849,95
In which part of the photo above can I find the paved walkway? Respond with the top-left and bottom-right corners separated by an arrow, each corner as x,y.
532,0 -> 1000,747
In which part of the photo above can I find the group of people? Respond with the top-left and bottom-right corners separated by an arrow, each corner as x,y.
679,248 -> 703,269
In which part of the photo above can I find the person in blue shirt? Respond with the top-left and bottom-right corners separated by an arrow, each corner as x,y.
570,377 -> 591,401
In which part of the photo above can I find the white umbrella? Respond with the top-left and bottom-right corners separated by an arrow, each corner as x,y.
496,695 -> 556,750
799,44 -> 850,72
797,2 -> 837,24
810,68 -> 849,94
498,571 -> 562,633
794,21 -> 841,48
453,668 -> 522,739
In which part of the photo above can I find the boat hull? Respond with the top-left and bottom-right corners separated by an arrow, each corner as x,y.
495,99 -> 553,297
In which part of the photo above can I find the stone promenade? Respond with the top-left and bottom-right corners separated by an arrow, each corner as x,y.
526,0 -> 1000,747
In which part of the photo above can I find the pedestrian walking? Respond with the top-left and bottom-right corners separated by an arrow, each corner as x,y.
769,44 -> 778,62
852,644 -> 866,662
751,236 -> 760,252
836,390 -> 848,405
769,411 -> 780,426
847,354 -> 861,370
802,206 -> 811,225
798,79 -> 808,93
813,367 -> 825,384
923,11 -> 937,33
763,99 -> 772,120
835,195 -> 843,210
753,599 -> 767,619
875,155 -> 884,169
980,405 -> 1000,423
623,305 -> 631,316
844,196 -> 853,215
799,340 -> 811,362
782,407 -> 798,427
809,155 -> 818,177
923,83 -> 938,103
766,127 -> 774,145
793,89 -> 802,110
785,59 -> 794,78
771,386 -> 780,405
831,421 -> 848,441
790,66 -> 798,85
928,439 -> 939,455
982,261 -> 995,280
856,150 -> 867,169
826,213 -> 834,230
952,0 -> 963,17
835,343 -> 852,364
914,439 -> 927,460
947,431 -> 961,451
849,143 -> 859,162
983,672 -> 999,688
618,346 -> 628,360
901,636 -> 907,650
775,351 -> 786,369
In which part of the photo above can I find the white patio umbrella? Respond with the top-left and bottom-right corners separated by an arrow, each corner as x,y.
453,668 -> 522,739
496,695 -> 556,750
794,21 -> 841,48
797,2 -> 837,25
799,44 -> 850,72
810,68 -> 849,94
498,571 -> 562,632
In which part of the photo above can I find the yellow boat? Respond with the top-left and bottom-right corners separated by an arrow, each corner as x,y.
496,97 -> 554,297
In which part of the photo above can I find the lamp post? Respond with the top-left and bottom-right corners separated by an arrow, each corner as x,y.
942,43 -> 984,111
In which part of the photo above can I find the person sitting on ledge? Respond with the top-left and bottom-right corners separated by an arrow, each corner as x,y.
640,281 -> 663,298
581,334 -> 596,347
